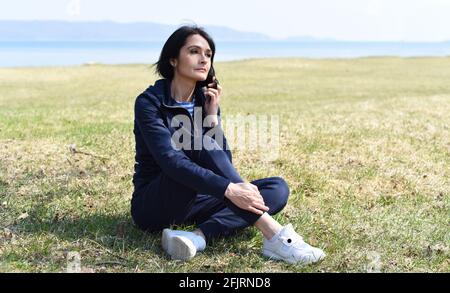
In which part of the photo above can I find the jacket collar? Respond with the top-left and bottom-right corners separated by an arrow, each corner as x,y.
146,78 -> 205,108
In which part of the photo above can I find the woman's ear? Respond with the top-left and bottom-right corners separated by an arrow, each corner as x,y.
170,59 -> 177,67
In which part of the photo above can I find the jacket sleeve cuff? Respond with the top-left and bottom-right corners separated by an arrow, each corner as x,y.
210,176 -> 231,200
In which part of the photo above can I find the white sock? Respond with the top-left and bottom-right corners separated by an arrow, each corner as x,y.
267,224 -> 287,242
268,230 -> 282,242
171,230 -> 206,251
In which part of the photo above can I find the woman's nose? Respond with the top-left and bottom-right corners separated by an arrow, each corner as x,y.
200,54 -> 209,62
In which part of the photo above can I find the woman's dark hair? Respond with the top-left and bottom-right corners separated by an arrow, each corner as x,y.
154,25 -> 216,87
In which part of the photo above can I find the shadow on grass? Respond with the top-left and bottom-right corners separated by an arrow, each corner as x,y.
16,210 -> 158,251
14,204 -> 257,263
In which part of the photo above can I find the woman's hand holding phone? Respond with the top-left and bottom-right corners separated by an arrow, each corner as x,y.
203,76 -> 222,127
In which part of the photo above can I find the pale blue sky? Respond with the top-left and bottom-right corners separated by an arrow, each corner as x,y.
2,0 -> 450,41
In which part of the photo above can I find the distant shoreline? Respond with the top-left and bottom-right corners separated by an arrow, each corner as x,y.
1,40 -> 449,67
0,41 -> 450,67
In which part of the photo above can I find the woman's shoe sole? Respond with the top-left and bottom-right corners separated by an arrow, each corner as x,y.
162,229 -> 196,261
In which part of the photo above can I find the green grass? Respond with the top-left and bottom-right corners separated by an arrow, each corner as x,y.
0,57 -> 449,272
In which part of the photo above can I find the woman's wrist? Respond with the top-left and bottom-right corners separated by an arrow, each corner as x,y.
205,114 -> 219,127
210,116 -> 218,127
224,182 -> 234,198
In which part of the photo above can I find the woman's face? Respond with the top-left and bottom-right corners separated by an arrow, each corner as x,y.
171,34 -> 212,82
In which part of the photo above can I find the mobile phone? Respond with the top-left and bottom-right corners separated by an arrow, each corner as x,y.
198,66 -> 219,89
206,75 -> 219,89
201,73 -> 219,101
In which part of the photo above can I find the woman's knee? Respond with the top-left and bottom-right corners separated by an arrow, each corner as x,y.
276,176 -> 290,207
264,176 -> 290,213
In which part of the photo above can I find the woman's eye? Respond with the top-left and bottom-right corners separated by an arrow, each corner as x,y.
190,50 -> 211,58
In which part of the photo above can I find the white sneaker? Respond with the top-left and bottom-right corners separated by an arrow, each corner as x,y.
161,229 -> 199,261
262,224 -> 326,265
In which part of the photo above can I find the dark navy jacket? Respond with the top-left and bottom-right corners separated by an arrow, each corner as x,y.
132,78 -> 232,200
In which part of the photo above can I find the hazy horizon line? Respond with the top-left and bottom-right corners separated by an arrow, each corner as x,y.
1,19 -> 450,43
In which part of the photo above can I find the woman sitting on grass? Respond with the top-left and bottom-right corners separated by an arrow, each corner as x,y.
131,25 -> 325,265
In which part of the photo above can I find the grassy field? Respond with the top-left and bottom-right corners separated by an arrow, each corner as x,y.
0,57 -> 449,272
